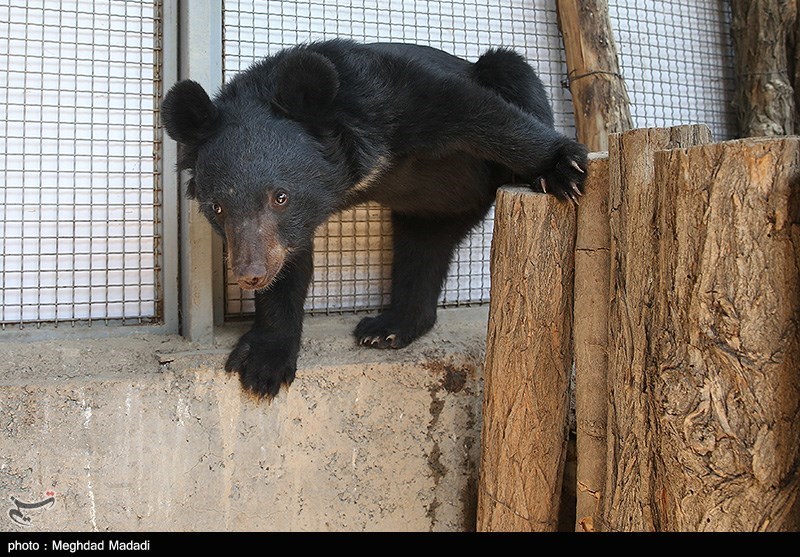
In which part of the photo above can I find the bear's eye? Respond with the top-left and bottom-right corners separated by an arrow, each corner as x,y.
211,202 -> 223,215
271,190 -> 289,209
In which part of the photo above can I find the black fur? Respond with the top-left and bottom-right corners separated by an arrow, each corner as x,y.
161,39 -> 589,398
161,80 -> 219,146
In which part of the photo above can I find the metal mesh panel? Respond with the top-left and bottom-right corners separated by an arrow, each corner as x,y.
609,0 -> 737,140
0,0 -> 163,328
222,0 -> 574,318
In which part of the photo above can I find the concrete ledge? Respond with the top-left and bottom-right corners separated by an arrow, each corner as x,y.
0,307 -> 487,532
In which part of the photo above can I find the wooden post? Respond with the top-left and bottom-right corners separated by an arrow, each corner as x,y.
650,137 -> 800,531
556,1 -> 631,531
731,0 -> 797,137
556,0 -> 633,152
792,8 -> 800,129
572,153 -> 610,532
477,188 -> 576,532
604,125 -> 712,531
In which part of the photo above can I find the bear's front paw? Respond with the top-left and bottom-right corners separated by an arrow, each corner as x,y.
224,328 -> 299,399
536,140 -> 589,204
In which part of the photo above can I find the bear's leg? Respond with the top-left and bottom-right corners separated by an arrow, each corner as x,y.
402,83 -> 588,201
225,246 -> 313,398
354,211 -> 483,349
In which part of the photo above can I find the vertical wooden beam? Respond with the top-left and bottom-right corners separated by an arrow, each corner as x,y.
572,153 -> 610,532
604,125 -> 712,531
556,0 -> 633,152
651,137 -> 800,531
557,2 -> 631,530
791,6 -> 800,128
731,0 -> 797,137
478,188 -> 576,531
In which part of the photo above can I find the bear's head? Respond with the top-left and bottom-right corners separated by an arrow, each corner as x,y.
161,50 -> 346,291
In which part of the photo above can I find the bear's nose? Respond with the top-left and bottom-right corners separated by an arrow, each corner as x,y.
236,265 -> 268,290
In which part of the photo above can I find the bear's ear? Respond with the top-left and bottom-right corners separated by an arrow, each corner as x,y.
161,80 -> 219,145
273,51 -> 340,122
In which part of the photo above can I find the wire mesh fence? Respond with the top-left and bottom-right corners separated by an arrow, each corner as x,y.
0,0 -> 737,330
221,0 -> 575,318
222,0 -> 736,320
0,0 -> 163,329
610,0 -> 736,141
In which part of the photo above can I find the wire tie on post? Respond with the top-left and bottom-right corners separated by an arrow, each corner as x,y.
561,68 -> 625,90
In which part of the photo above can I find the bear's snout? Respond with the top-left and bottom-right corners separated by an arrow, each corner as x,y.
225,218 -> 287,291
232,254 -> 285,291
236,264 -> 269,290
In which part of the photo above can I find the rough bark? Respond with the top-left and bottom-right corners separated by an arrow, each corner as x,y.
651,137 -> 800,531
557,0 -> 633,152
573,153 -> 610,532
477,187 -> 576,532
604,125 -> 712,532
793,6 -> 800,128
731,0 -> 796,137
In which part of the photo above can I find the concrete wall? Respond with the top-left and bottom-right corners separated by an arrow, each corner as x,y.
0,308 -> 487,532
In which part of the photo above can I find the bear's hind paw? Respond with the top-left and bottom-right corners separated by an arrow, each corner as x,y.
358,332 -> 402,349
354,312 -> 433,349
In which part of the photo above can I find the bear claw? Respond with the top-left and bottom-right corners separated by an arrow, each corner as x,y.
354,313 -> 433,350
359,333 -> 400,349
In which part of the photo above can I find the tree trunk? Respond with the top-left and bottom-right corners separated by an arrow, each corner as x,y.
650,137 -> 800,531
477,187 -> 576,532
556,0 -> 633,151
731,0 -> 796,137
573,153 -> 610,532
792,6 -> 800,128
604,125 -> 712,531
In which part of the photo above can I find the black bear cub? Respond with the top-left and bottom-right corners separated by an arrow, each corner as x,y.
162,39 -> 588,398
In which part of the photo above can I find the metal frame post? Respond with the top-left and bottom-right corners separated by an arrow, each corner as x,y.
160,0 -> 180,335
174,0 -> 223,343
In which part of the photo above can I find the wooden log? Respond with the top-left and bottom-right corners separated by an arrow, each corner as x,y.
573,153 -> 610,532
557,0 -> 633,151
477,187 -> 577,532
604,125 -> 712,531
651,137 -> 800,531
731,0 -> 796,136
556,2 -> 630,530
792,7 -> 800,129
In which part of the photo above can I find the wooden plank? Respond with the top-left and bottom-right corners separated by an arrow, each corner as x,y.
573,153 -> 610,532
